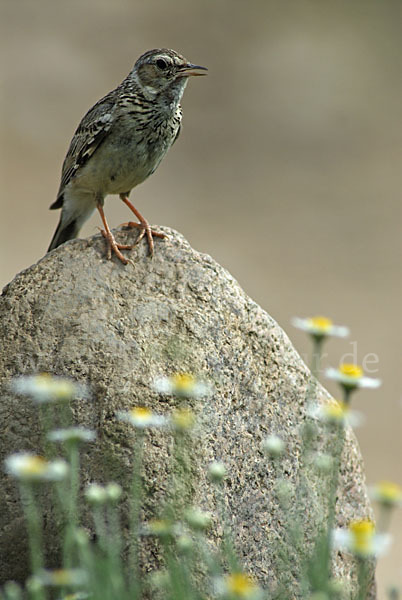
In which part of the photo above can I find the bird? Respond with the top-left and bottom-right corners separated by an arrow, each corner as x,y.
48,48 -> 207,264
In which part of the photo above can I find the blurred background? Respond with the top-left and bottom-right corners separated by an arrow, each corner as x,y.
1,0 -> 401,593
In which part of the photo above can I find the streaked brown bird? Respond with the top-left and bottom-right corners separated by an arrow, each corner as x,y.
48,48 -> 207,264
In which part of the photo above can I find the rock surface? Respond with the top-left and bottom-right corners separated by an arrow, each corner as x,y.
0,227 -> 375,596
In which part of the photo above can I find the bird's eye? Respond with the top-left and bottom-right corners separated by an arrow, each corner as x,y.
156,58 -> 168,70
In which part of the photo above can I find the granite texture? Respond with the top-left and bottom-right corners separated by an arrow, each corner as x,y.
0,227 -> 375,597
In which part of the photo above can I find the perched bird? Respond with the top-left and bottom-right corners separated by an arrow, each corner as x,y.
48,48 -> 207,264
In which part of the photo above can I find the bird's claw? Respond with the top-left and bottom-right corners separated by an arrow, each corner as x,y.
99,229 -> 131,264
120,221 -> 166,256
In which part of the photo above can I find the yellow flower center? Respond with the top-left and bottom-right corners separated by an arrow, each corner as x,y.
50,570 -> 74,585
172,408 -> 195,430
20,456 -> 48,476
35,374 -> 74,399
349,520 -> 375,554
53,381 -> 75,399
130,407 -> 152,421
339,364 -> 363,378
226,573 -> 258,597
308,316 -> 333,331
324,401 -> 348,421
376,481 -> 402,503
148,519 -> 172,535
171,373 -> 196,391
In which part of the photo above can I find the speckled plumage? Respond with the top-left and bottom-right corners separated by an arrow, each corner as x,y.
48,48 -> 207,263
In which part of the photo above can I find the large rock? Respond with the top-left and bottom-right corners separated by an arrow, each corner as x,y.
0,227 -> 374,596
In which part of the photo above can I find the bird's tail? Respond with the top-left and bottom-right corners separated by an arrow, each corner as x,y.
48,217 -> 80,252
48,190 -> 96,252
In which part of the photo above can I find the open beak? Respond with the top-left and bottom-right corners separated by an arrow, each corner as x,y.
179,63 -> 208,77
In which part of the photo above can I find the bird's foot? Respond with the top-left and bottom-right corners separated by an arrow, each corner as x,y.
100,229 -> 133,265
120,221 -> 165,257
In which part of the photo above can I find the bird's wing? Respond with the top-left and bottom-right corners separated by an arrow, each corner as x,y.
55,88 -> 119,203
172,106 -> 183,146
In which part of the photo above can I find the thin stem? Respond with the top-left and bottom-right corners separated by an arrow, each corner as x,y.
322,424 -> 346,580
105,504 -> 125,598
356,557 -> 370,600
19,483 -> 46,600
38,404 -> 54,458
305,422 -> 346,593
63,442 -> 80,567
342,386 -> 353,406
129,429 -> 145,595
311,336 -> 324,381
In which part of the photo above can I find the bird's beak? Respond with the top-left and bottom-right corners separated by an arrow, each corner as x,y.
179,63 -> 208,77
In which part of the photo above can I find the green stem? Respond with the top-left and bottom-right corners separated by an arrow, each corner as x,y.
129,428 -> 145,595
342,386 -> 353,406
92,506 -> 108,551
304,421 -> 346,594
311,337 -> 324,381
105,504 -> 125,598
20,483 -> 45,574
356,557 -> 370,600
19,483 -> 46,600
38,404 -> 56,459
63,442 -> 80,567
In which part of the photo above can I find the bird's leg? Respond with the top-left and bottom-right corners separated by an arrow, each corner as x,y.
96,202 -> 132,264
119,194 -> 165,257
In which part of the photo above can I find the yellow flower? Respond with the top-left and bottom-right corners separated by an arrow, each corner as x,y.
292,316 -> 349,339
36,569 -> 87,587
308,316 -> 333,331
17,455 -> 47,476
147,519 -> 174,536
172,373 -> 196,391
371,481 -> 402,507
5,453 -> 69,482
116,407 -> 166,428
171,408 -> 195,431
11,374 -> 88,403
333,519 -> 391,557
324,402 -> 347,421
326,364 -> 381,391
309,400 -> 362,428
339,364 -> 363,378
224,573 -> 260,598
349,520 -> 375,555
131,406 -> 152,421
154,373 -> 210,398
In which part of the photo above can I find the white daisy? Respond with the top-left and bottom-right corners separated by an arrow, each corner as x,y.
325,364 -> 381,391
5,453 -> 69,482
292,316 -> 349,339
153,373 -> 210,399
116,406 -> 167,428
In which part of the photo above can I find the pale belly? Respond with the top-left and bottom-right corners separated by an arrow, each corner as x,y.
71,117 -> 178,198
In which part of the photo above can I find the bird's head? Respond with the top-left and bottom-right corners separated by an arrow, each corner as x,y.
132,48 -> 207,100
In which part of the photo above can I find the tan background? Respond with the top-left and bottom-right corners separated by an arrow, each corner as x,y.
1,0 -> 401,595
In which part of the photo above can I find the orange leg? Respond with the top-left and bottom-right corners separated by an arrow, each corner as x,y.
119,194 -> 165,257
97,202 -> 132,264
